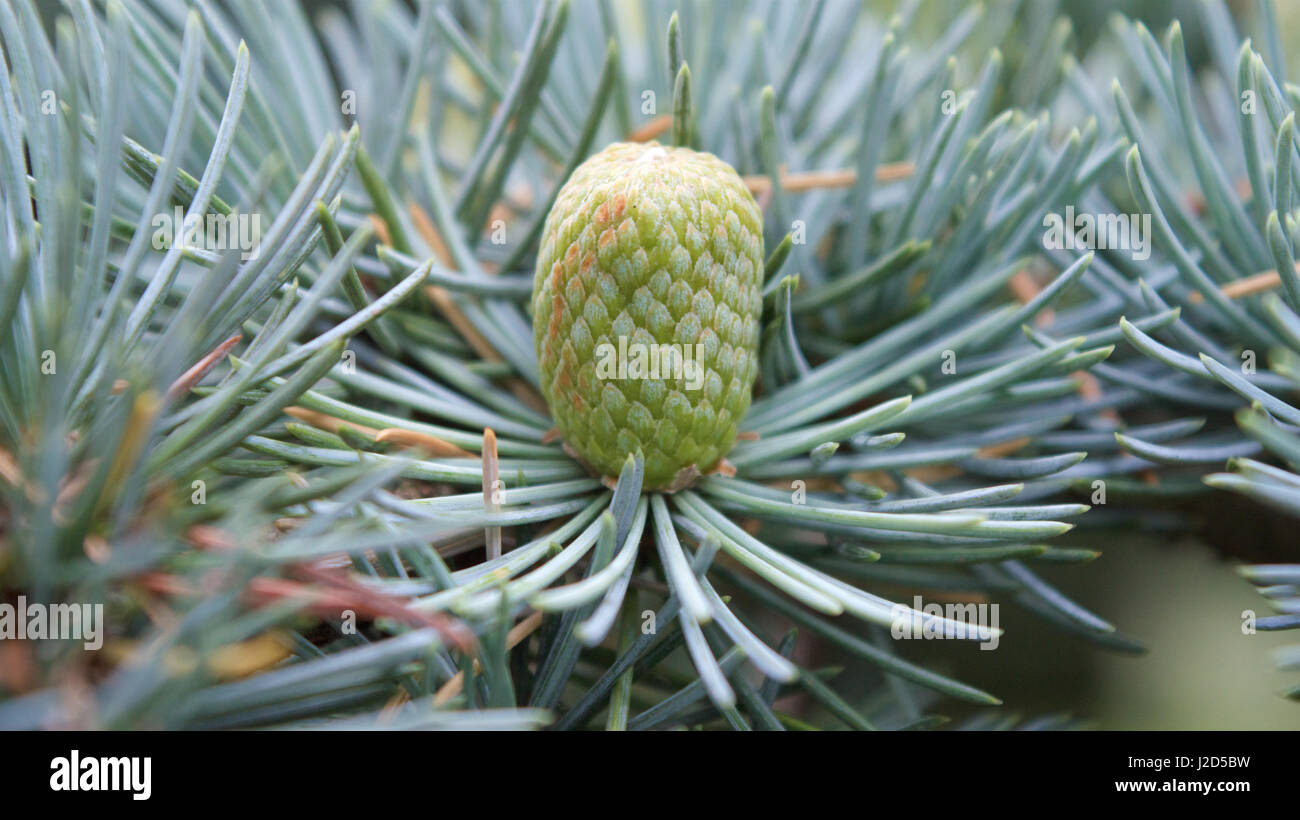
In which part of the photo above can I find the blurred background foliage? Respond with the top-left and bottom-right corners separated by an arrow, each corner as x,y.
904,532 -> 1300,729
875,0 -> 1300,731
888,0 -> 1300,728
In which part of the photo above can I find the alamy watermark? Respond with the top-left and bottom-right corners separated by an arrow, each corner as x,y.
151,206 -> 263,260
1042,205 -> 1152,261
50,750 -> 151,800
0,596 -> 103,650
595,336 -> 707,391
890,595 -> 1001,650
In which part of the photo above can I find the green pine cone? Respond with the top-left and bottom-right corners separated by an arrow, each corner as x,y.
533,141 -> 764,490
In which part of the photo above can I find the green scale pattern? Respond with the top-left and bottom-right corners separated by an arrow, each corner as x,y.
532,141 -> 764,490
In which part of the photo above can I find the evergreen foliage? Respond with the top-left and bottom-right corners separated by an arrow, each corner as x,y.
0,0 -> 1294,728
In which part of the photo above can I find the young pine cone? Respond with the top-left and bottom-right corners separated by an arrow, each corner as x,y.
532,141 -> 764,490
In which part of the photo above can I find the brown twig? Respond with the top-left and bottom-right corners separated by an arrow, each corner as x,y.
289,563 -> 476,652
742,161 -> 915,196
373,428 -> 475,458
1187,266 -> 1298,303
482,428 -> 502,560
285,408 -> 473,457
166,334 -> 242,401
283,406 -> 379,436
133,565 -> 476,654
628,114 -> 672,142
